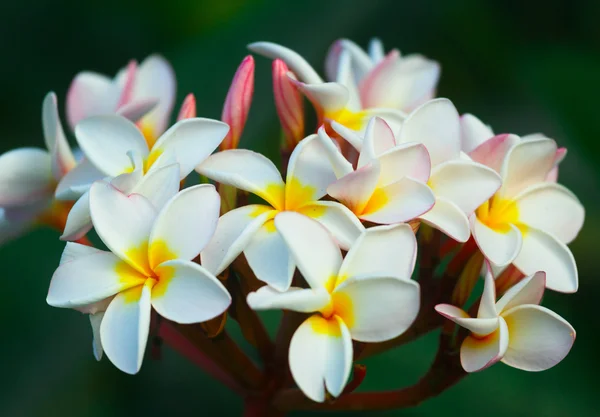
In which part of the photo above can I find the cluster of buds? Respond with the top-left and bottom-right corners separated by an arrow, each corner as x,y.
1,38 -> 583,414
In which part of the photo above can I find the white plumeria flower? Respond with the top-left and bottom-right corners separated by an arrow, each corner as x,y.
468,134 -> 584,293
248,212 -> 420,402
0,92 -> 76,244
318,118 -> 435,224
47,182 -> 231,374
435,271 -> 575,373
58,115 -> 229,241
198,134 -> 364,291
67,55 -> 176,147
324,38 -> 440,113
248,41 -> 406,133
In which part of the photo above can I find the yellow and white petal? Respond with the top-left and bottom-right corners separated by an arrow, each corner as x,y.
248,42 -> 324,84
247,286 -> 330,313
89,181 -> 157,275
288,315 -> 353,402
501,304 -> 575,371
152,118 -> 229,179
495,271 -> 545,314
468,134 -> 520,173
100,283 -> 152,374
60,191 -> 92,241
498,137 -> 557,199
471,216 -> 522,267
90,312 -> 104,361
513,227 -> 577,293
357,117 -> 397,168
131,163 -> 180,211
298,201 -> 364,250
55,159 -> 104,201
429,160 -> 501,214
327,162 -> 380,215
435,304 -> 499,335
197,149 -> 285,209
151,259 -> 231,324
360,177 -> 435,224
0,148 -> 53,206
66,72 -> 121,129
338,223 -> 417,282
419,197 -> 470,242
316,126 -> 354,177
397,98 -> 461,166
514,182 -> 584,244
285,134 -> 338,207
245,222 -> 296,291
75,115 -> 148,177
274,211 -> 343,291
460,317 -> 508,372
200,205 -> 274,276
148,184 -> 220,269
333,275 -> 420,342
47,250 -> 146,308
375,142 -> 431,187
460,113 -> 495,153
42,92 -> 75,179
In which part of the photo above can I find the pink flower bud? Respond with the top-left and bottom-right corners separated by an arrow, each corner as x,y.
177,93 -> 196,120
221,55 -> 254,150
273,59 -> 304,147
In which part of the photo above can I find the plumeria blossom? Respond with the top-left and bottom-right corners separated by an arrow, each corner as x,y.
318,118 -> 435,224
325,38 -> 440,113
273,59 -> 305,147
47,182 -> 231,374
59,114 -> 229,240
67,54 -> 176,147
249,41 -> 406,133
198,134 -> 364,291
0,92 -> 76,244
248,212 -> 420,402
468,133 -> 584,293
435,270 -> 575,373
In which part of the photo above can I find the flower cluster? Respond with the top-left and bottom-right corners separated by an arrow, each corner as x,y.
2,38 -> 583,411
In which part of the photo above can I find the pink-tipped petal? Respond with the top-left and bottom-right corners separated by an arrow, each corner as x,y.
115,60 -> 138,108
221,56 -> 255,150
469,134 -> 520,173
273,60 -> 305,145
460,113 -> 495,153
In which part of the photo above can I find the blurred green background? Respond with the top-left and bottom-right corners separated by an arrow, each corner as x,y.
2,0 -> 599,415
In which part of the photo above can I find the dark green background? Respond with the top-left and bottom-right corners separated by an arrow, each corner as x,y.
1,0 -> 598,416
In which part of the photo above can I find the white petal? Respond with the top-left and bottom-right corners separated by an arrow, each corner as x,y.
435,304 -> 499,335
293,80 -> 349,113
131,163 -> 180,211
247,285 -> 331,313
375,142 -> 431,186
327,162 -> 380,215
513,228 -> 578,293
325,39 -> 373,83
288,315 -> 352,402
460,113 -> 495,153
495,271 -> 546,314
316,126 -> 354,177
298,201 -> 364,250
419,197 -> 470,242
55,159 -> 104,200
429,160 -> 501,214
89,181 -> 157,275
200,205 -> 275,276
75,115 -> 148,177
514,182 -> 584,244
274,211 -> 343,291
100,283 -> 152,374
330,121 -> 364,152
151,259 -> 230,323
397,98 -> 461,166
338,223 -> 417,281
333,275 -> 420,342
460,317 -> 508,372
335,49 -> 361,111
42,92 -> 75,179
47,250 -> 146,308
477,270 -> 498,319
59,241 -> 102,265
0,206 -> 39,245
359,117 -> 397,166
248,42 -> 324,84
501,305 -> 575,371
152,118 -> 229,179
149,184 -> 220,269
0,148 -> 53,206
468,134 -> 520,173
116,98 -> 159,123
60,191 -> 92,241
197,149 -> 285,209
245,222 -> 295,291
470,215 -> 522,267
90,312 -> 104,361
66,72 -> 121,129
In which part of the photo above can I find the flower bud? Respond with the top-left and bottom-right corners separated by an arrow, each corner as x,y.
273,59 -> 305,148
221,55 -> 254,150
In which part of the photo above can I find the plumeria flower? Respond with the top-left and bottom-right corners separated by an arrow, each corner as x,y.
47,182 -> 231,374
469,133 -> 584,293
317,118 -> 435,224
59,114 -> 229,240
324,38 -> 440,113
273,59 -> 305,147
67,55 -> 176,147
248,212 -> 420,402
435,270 -> 575,373
248,41 -> 405,133
198,134 -> 364,291
0,92 -> 76,244
221,55 -> 255,150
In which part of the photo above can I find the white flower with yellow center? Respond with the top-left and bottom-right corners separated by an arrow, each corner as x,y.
47,182 -> 231,374
198,134 -> 364,291
248,212 -> 420,402
436,271 -> 575,373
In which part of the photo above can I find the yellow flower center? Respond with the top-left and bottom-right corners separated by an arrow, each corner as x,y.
325,107 -> 368,131
476,197 -> 527,233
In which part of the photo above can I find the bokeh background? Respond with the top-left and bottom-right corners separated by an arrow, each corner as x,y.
2,0 -> 599,416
